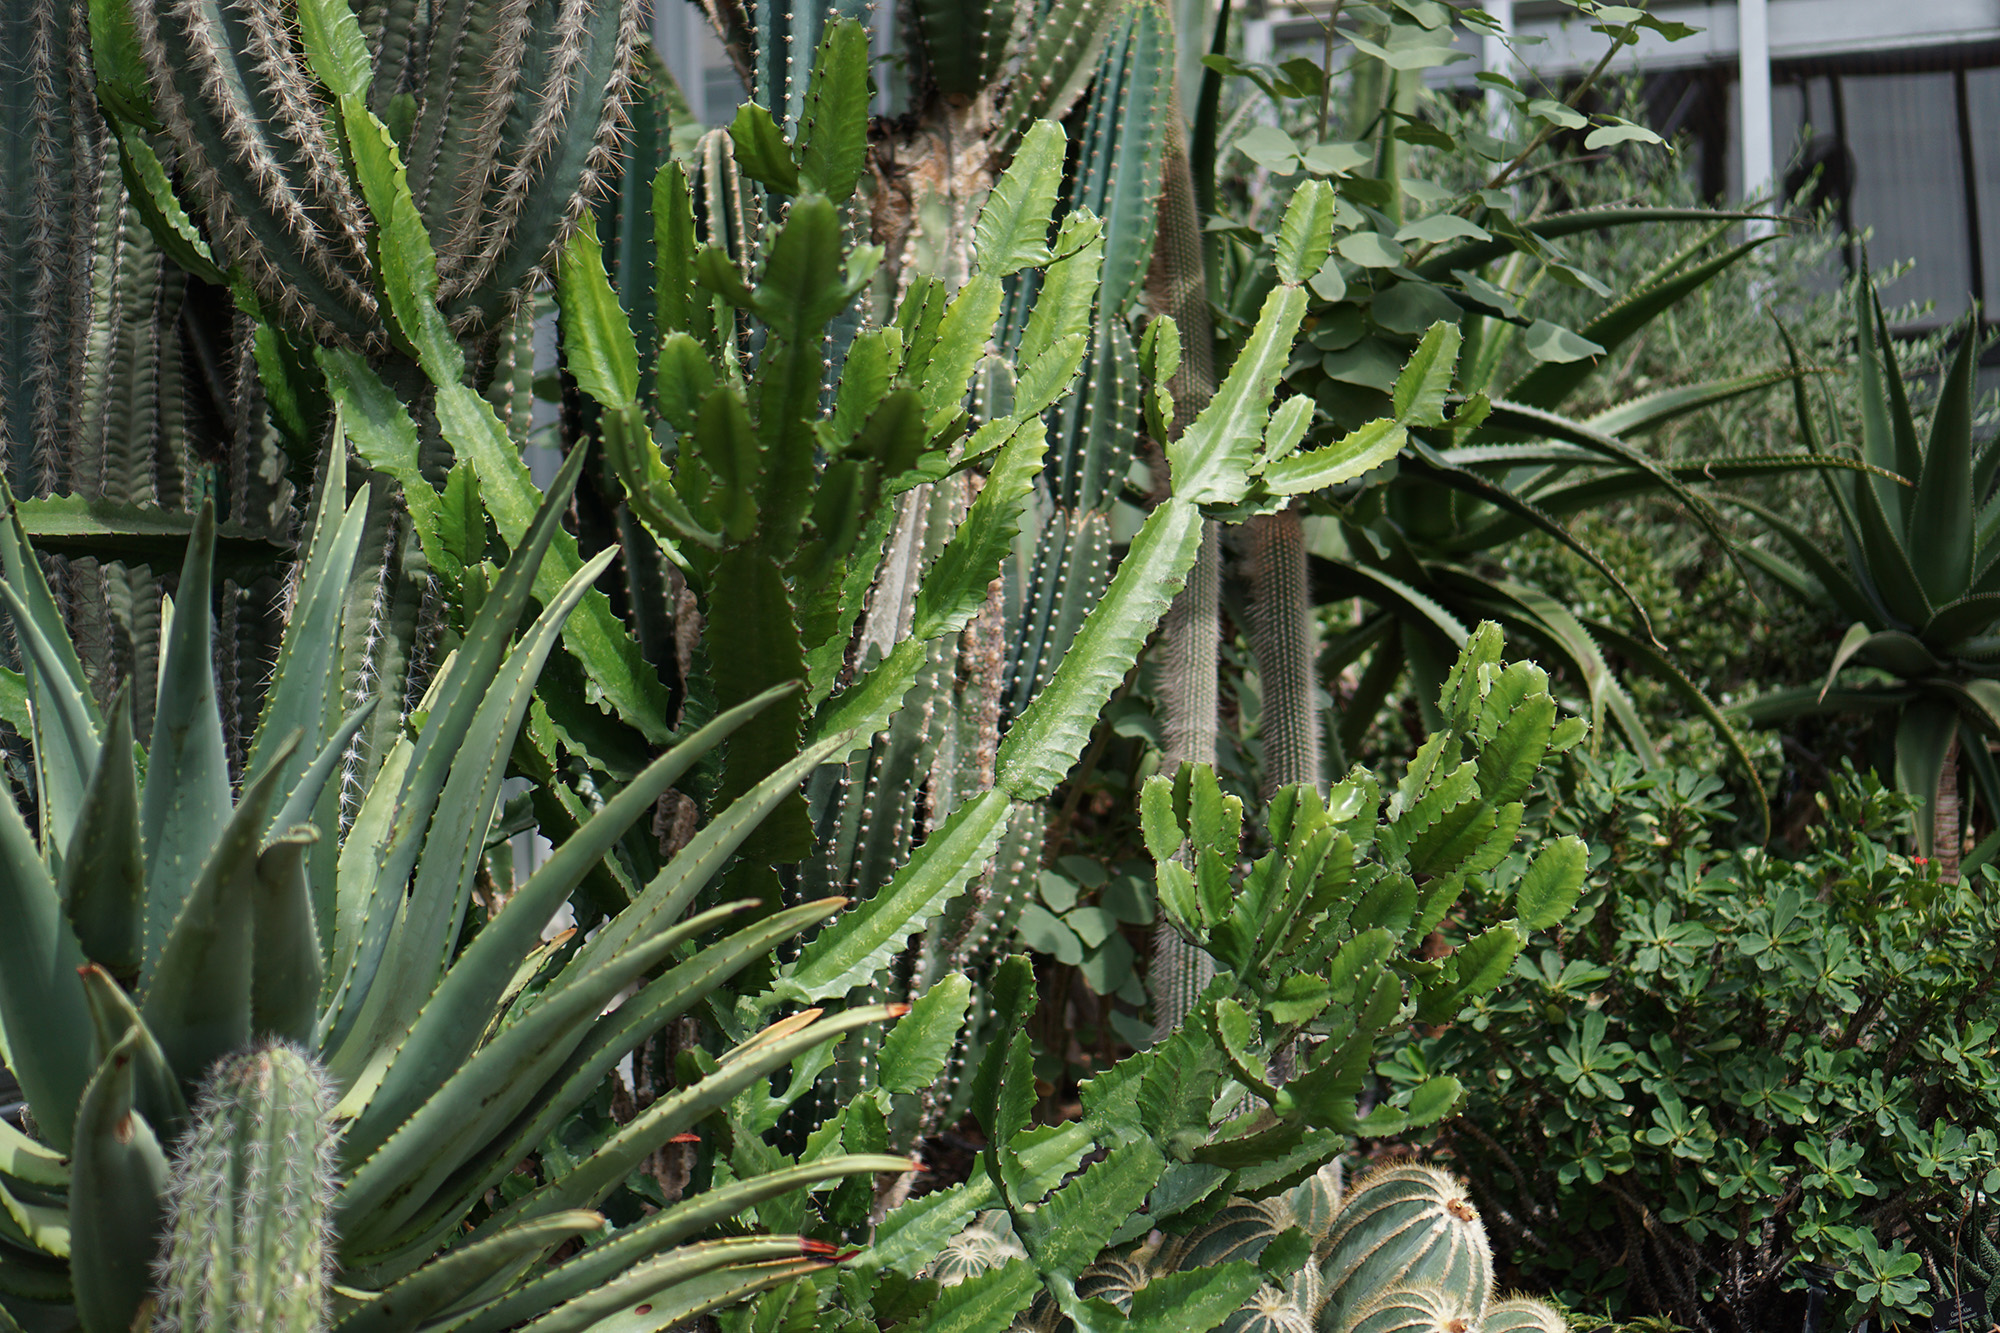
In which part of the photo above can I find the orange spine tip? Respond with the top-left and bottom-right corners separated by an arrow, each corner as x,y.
800,1239 -> 842,1256
885,1003 -> 912,1017
668,1132 -> 701,1144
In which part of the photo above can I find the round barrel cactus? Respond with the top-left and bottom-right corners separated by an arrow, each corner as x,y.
1316,1165 -> 1492,1333
1482,1295 -> 1570,1333
151,1043 -> 338,1333
1340,1285 -> 1480,1333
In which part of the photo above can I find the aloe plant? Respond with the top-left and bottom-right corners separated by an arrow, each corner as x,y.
1734,285 -> 2000,880
0,452 -> 926,1332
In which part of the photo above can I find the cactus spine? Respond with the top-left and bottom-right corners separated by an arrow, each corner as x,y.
1316,1166 -> 1493,1333
151,1043 -> 338,1333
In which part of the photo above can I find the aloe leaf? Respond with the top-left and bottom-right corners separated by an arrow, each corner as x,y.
319,447 -> 588,1056
344,904 -> 863,1279
135,505 -> 231,969
1909,320 -> 1979,605
1505,235 -> 1775,410
59,686 -> 144,980
1896,698 -> 1960,857
440,1157 -> 908,1333
772,789 -> 1014,1005
1924,593 -> 2000,649
1411,206 -> 1771,281
499,1007 -> 899,1227
68,1029 -> 169,1333
267,697 -> 379,847
248,451 -> 367,807
505,1247 -> 839,1333
565,727 -> 861,979
1586,365 -> 1819,438
0,573 -> 102,862
330,1212 -> 607,1333
251,828 -> 323,1046
0,786 -> 92,1150
1719,495 -> 1875,626
340,900 -> 798,1245
77,966 -> 187,1140
997,498 -> 1204,800
140,732 -> 298,1082
975,121 -> 1066,277
391,548 -> 619,1021
349,685 -> 794,1168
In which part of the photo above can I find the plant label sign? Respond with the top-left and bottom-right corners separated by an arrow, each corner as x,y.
1930,1289 -> 1990,1332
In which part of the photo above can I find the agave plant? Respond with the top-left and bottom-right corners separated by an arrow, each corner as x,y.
0,451 -> 926,1332
1734,285 -> 2000,879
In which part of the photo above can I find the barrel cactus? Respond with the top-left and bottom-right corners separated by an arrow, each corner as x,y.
1340,1285 -> 1480,1333
151,1045 -> 338,1333
1316,1166 -> 1493,1333
1481,1295 -> 1571,1333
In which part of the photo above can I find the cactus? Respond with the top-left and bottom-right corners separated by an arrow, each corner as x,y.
1316,1166 -> 1494,1333
1337,1285 -> 1481,1333
151,1044 -> 338,1333
1480,1295 -> 1572,1333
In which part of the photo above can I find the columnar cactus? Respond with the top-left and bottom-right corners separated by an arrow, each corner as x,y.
151,1044 -> 338,1333
1316,1166 -> 1494,1333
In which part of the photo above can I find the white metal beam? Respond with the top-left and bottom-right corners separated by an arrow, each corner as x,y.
1740,0 -> 1775,229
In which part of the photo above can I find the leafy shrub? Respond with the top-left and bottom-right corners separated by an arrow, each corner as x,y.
1391,755 -> 2000,1331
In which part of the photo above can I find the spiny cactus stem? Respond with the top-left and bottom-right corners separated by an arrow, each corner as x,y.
1247,504 -> 1322,796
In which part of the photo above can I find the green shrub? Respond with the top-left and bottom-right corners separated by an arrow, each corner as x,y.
1391,756 -> 2000,1331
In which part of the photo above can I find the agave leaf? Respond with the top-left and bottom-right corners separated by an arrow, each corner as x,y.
1823,624 -> 1941,695
772,788 -> 1015,1005
1924,593 -> 2000,650
1909,321 -> 1980,604
330,1212 -> 607,1333
348,685 -> 796,1169
59,686 -> 145,981
140,731 -> 299,1082
0,777 -> 96,1153
68,1028 -> 170,1333
1720,495 -> 1876,626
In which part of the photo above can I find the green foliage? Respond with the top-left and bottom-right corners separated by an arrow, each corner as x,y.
1395,755 -> 2000,1331
0,461 -> 916,1331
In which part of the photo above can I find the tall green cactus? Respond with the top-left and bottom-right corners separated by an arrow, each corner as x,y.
152,1044 -> 338,1333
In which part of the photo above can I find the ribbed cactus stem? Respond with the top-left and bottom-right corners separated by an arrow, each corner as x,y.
1317,1165 -> 1494,1333
1146,78 -> 1219,1041
1480,1295 -> 1571,1333
152,1043 -> 338,1333
1247,504 -> 1321,795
